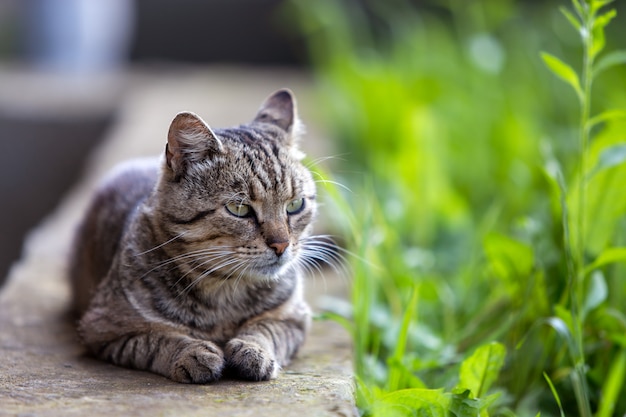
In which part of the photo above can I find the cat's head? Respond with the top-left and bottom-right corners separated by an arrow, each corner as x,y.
154,89 -> 317,283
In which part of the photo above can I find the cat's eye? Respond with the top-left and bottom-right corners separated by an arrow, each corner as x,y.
286,198 -> 305,215
226,202 -> 252,218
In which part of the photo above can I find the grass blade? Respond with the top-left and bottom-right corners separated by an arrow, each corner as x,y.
596,348 -> 626,417
387,285 -> 420,392
543,372 -> 566,417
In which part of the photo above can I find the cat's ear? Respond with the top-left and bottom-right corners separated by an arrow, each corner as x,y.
166,112 -> 223,179
253,89 -> 300,136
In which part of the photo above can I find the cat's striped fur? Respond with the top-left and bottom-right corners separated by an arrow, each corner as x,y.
70,90 -> 319,383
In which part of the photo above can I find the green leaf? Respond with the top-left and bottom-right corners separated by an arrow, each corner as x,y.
582,271 -> 607,318
587,109 -> 626,129
458,342 -> 506,398
590,0 -> 615,14
587,143 -> 626,179
571,0 -> 584,18
593,8 -> 617,29
597,144 -> 626,171
450,390 -> 492,417
594,50 -> 626,77
584,247 -> 626,275
550,310 -> 572,334
591,9 -> 617,59
560,6 -> 581,30
541,52 -> 583,100
374,388 -> 450,417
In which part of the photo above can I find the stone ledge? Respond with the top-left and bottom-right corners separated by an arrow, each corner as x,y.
0,67 -> 355,417
0,290 -> 354,417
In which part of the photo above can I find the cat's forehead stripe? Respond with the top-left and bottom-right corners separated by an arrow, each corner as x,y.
258,142 -> 287,190
219,130 -> 295,193
246,144 -> 293,200
242,150 -> 273,191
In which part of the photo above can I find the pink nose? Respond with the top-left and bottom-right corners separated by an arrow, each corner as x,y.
269,241 -> 289,256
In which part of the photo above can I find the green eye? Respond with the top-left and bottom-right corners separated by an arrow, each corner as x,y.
286,198 -> 305,214
226,202 -> 252,217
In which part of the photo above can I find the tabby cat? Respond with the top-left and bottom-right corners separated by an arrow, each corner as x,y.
70,89 -> 323,383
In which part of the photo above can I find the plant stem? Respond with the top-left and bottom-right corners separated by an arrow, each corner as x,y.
571,2 -> 596,416
577,1 -> 594,288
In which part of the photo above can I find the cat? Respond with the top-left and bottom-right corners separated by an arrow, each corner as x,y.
69,89 -> 328,383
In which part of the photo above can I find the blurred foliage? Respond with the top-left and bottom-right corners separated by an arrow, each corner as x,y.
287,0 -> 626,416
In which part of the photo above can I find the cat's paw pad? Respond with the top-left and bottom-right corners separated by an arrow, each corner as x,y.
225,338 -> 279,381
170,340 -> 224,384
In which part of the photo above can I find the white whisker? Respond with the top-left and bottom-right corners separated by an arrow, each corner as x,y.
171,251 -> 235,290
313,178 -> 353,193
304,235 -> 378,269
304,154 -> 348,169
177,256 -> 243,297
297,235 -> 351,278
134,231 -> 188,256
133,246 -> 235,283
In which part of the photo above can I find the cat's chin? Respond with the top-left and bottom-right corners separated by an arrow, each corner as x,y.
243,260 -> 295,283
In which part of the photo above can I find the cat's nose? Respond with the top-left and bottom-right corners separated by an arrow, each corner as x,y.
269,241 -> 289,256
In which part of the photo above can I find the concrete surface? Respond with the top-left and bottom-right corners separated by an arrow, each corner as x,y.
0,67 -> 355,417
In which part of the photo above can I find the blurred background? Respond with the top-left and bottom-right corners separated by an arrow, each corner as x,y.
1,1 -> 626,414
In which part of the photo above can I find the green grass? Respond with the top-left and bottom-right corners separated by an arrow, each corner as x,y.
286,0 -> 626,415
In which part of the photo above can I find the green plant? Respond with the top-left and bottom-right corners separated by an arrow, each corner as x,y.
539,1 -> 626,416
288,0 -> 626,415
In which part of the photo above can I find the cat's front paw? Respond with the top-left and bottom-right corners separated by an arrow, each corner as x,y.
170,340 -> 224,384
225,338 -> 279,381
